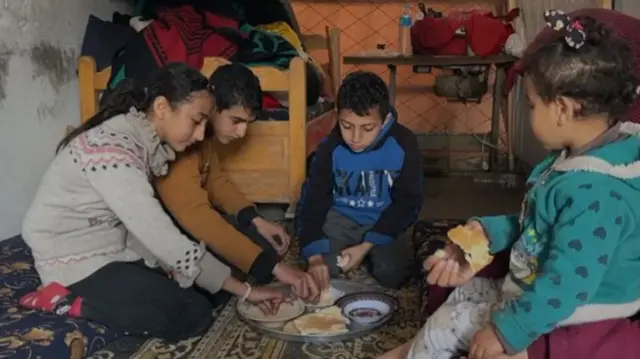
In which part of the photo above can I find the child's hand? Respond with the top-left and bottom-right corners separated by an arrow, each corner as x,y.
423,220 -> 487,287
253,217 -> 291,255
340,242 -> 373,273
246,286 -> 289,315
469,325 -> 505,359
424,243 -> 475,287
273,263 -> 319,302
307,255 -> 331,292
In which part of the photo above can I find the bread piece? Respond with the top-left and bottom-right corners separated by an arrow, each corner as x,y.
446,225 -> 493,272
306,287 -> 335,307
316,288 -> 335,307
433,249 -> 448,258
316,306 -> 344,317
337,254 -> 350,269
292,305 -> 350,335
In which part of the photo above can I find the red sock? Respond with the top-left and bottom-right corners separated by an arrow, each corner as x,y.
19,282 -> 70,311
67,296 -> 83,317
19,282 -> 83,317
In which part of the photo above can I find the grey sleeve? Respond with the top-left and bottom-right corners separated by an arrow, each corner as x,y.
83,153 -> 230,288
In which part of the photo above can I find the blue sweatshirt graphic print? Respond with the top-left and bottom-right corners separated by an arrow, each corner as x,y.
296,113 -> 423,259
475,122 -> 640,354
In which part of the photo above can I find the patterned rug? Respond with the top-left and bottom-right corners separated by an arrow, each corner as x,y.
89,241 -> 424,359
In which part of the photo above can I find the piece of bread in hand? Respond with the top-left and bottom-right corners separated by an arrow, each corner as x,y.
336,254 -> 350,269
446,225 -> 493,272
311,288 -> 336,307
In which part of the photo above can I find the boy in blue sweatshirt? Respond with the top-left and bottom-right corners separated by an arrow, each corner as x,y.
382,10 -> 640,359
296,71 -> 423,289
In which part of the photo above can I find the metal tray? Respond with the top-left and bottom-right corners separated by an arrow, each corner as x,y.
237,279 -> 397,343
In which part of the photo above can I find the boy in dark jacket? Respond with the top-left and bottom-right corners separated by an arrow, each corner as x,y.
296,71 -> 423,289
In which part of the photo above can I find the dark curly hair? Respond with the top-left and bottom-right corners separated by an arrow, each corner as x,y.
523,16 -> 640,120
337,71 -> 390,121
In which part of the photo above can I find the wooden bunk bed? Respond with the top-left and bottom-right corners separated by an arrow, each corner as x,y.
77,55 -> 336,212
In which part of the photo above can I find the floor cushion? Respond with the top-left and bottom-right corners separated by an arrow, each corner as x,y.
0,235 -> 118,358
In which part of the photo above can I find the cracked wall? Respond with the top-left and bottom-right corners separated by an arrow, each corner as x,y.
0,0 -> 131,239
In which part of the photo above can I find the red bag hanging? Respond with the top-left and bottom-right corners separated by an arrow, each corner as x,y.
411,17 -> 467,56
464,9 -> 519,57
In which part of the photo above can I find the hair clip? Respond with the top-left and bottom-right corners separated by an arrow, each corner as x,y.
544,9 -> 586,49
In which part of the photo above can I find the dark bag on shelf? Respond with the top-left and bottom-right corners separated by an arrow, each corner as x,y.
433,67 -> 490,102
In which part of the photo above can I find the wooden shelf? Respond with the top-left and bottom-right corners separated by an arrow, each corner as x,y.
343,54 -> 517,66
293,0 -> 506,3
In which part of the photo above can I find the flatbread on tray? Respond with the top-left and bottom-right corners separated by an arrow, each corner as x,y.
446,224 -> 493,273
292,306 -> 350,335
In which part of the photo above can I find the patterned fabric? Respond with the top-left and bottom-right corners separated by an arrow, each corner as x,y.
143,5 -> 241,68
236,24 -> 299,70
22,109 -> 223,290
1,224 -> 422,359
90,239 -> 422,359
0,235 -> 119,358
109,5 -> 242,90
406,278 -> 504,359
412,219 -> 464,323
543,9 -> 587,49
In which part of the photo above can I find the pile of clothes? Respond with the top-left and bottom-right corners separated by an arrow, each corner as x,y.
81,0 -> 326,108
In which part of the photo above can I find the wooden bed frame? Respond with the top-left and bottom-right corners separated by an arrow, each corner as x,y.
77,56 -> 336,212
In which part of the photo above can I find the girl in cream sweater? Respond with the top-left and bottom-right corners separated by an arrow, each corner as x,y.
20,63 -> 284,341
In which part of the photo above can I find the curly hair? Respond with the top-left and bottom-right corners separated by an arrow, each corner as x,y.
523,16 -> 640,120
337,71 -> 390,120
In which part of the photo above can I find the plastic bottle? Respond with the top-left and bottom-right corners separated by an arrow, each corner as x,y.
398,4 -> 413,57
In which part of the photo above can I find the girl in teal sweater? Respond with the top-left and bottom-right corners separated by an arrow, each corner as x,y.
379,10 -> 640,359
